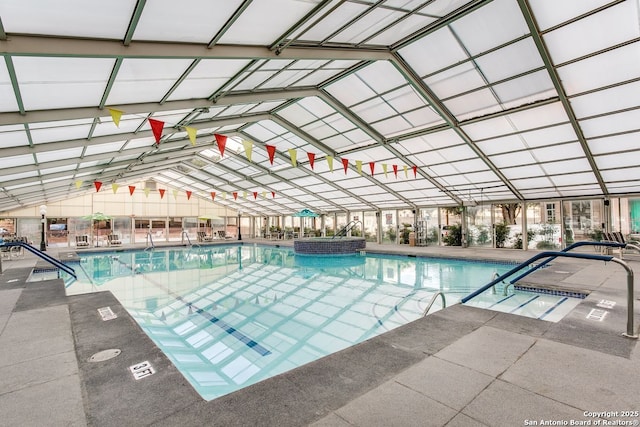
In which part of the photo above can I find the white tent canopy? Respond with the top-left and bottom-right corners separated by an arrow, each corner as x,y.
1,0 -> 638,216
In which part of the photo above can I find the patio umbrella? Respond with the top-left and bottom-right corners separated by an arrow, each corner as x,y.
81,212 -> 112,244
292,209 -> 319,236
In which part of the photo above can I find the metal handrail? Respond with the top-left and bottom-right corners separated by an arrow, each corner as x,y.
461,250 -> 637,339
145,231 -> 155,251
0,241 -> 76,279
509,241 -> 626,284
333,220 -> 363,239
422,292 -> 446,316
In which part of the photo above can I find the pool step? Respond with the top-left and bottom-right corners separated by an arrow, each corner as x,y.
462,290 -> 583,322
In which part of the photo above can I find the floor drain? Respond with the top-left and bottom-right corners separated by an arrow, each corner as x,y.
89,349 -> 121,362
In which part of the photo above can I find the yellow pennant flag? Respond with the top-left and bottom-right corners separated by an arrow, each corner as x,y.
404,165 -> 408,178
243,191 -> 247,199
243,140 -> 253,162
356,160 -> 363,175
327,155 -> 334,172
75,180 -> 83,189
144,187 -> 150,198
185,127 -> 197,146
111,183 -> 119,194
288,148 -> 297,167
262,191 -> 266,199
172,189 -> 178,200
222,192 -> 227,200
382,164 -> 388,178
108,108 -> 124,127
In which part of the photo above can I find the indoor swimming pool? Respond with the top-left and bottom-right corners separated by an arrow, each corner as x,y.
62,244 -> 548,401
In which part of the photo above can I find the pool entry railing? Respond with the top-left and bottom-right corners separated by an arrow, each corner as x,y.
461,248 -> 637,339
422,292 -> 446,316
0,241 -> 77,280
145,231 -> 155,251
181,230 -> 199,248
333,220 -> 363,239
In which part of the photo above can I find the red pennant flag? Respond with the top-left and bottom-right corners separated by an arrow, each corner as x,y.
186,190 -> 192,200
369,162 -> 375,176
307,152 -> 315,170
253,191 -> 258,200
148,118 -> 164,145
265,145 -> 276,165
210,192 -> 216,200
94,181 -> 102,192
412,165 -> 418,178
159,188 -> 166,199
215,134 -> 227,157
128,185 -> 135,196
393,164 -> 399,178
233,192 -> 238,200
271,191 -> 275,198
342,158 -> 349,174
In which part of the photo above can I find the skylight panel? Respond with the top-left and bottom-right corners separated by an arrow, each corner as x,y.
398,26 -> 469,76
123,137 -> 156,151
0,127 -> 30,148
528,0 -> 611,31
587,132 -> 640,155
549,172 -> 596,186
579,110 -> 640,139
490,151 -> 536,168
168,59 -> 252,101
352,98 -> 398,123
371,115 -> 413,137
107,59 -> 194,105
570,81 -> 640,119
501,164 -> 545,179
0,0 -> 136,39
368,14 -> 436,46
84,141 -> 128,157
444,89 -> 501,121
425,62 -> 486,100
132,0 -> 242,43
543,158 -> 591,175
30,123 -> 92,144
450,0 -> 529,56
92,115 -> 145,137
530,142 -> 584,163
542,1 -> 636,65
556,43 -> 640,96
595,153 -> 640,170
13,57 -> 114,110
218,0 -> 319,45
491,70 -> 556,108
0,62 -> 19,112
330,8 -> 404,44
36,147 -> 83,163
325,75 -> 378,106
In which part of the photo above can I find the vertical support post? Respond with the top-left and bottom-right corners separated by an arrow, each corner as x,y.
237,212 -> 242,241
39,205 -> 47,252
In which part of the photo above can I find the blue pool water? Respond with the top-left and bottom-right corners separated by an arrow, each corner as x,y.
65,244 -> 513,401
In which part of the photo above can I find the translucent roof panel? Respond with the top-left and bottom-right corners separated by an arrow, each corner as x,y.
1,0 -> 639,213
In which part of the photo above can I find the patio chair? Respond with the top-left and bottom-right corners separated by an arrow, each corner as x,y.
107,234 -> 122,246
75,235 -> 90,248
197,231 -> 213,242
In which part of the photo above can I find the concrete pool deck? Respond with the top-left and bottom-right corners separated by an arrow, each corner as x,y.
1,240 -> 639,426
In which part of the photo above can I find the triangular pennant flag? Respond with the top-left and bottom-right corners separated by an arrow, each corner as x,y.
128,185 -> 135,196
288,148 -> 297,167
94,181 -> 102,192
307,152 -> 315,170
214,134 -> 227,157
159,188 -> 166,199
266,145 -> 276,164
222,192 -> 227,200
253,191 -> 258,200
262,191 -> 266,199
233,192 -> 238,200
356,160 -> 363,175
108,108 -> 124,127
111,183 -> 119,194
210,192 -> 216,201
144,187 -> 150,197
185,126 -> 197,146
243,140 -> 253,162
382,164 -> 388,178
369,162 -> 375,176
412,165 -> 418,178
243,191 -> 247,199
271,191 -> 275,198
172,189 -> 178,200
186,190 -> 192,200
404,165 -> 409,178
342,158 -> 349,174
75,180 -> 83,189
148,118 -> 164,145
393,164 -> 399,178
327,155 -> 334,172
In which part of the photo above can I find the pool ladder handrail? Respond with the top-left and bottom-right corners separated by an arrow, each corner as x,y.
181,230 -> 200,248
461,247 -> 637,339
145,231 -> 155,251
0,241 -> 77,280
422,291 -> 446,317
333,220 -> 363,239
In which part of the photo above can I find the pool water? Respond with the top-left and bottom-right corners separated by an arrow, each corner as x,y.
65,245 -> 516,401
